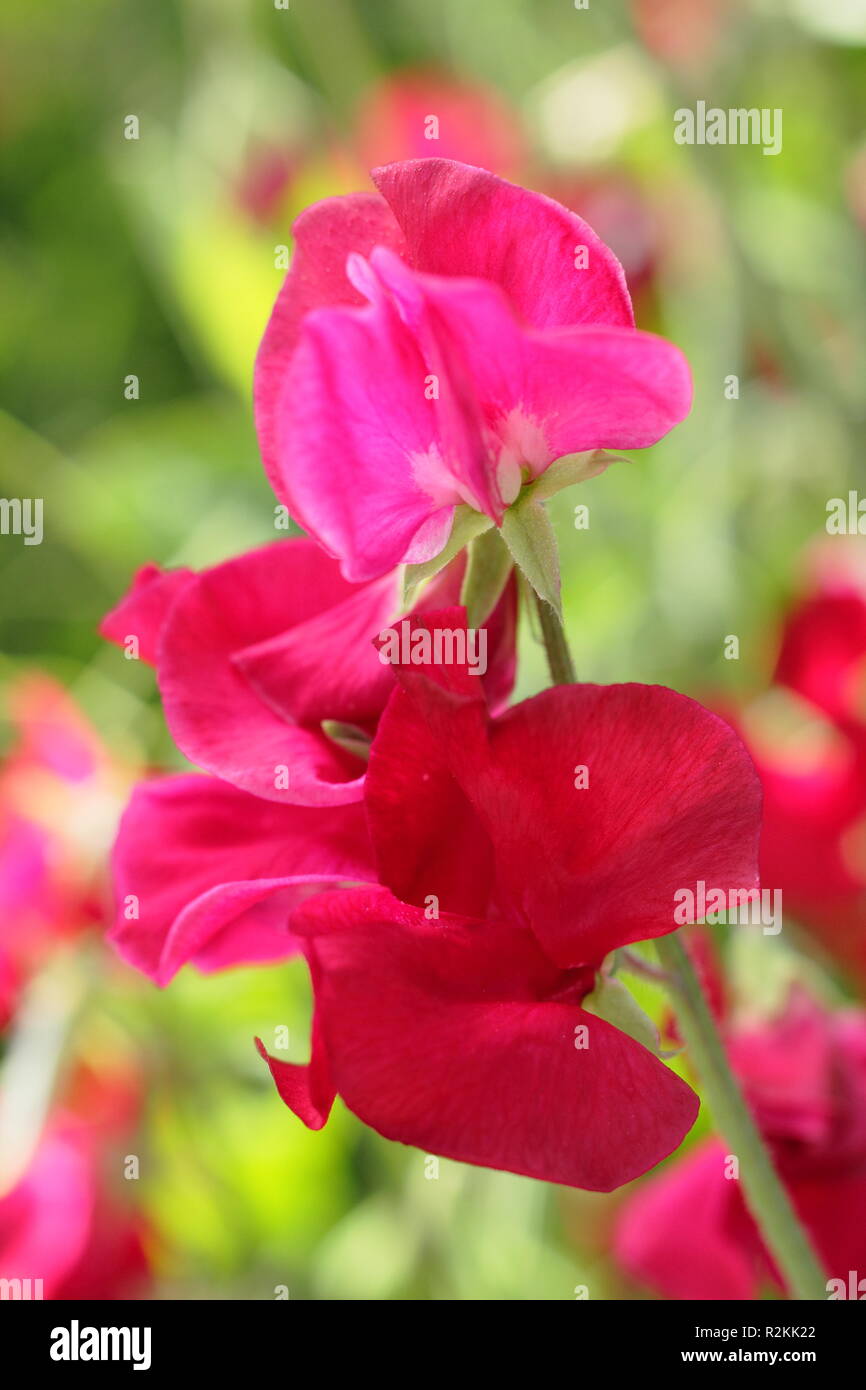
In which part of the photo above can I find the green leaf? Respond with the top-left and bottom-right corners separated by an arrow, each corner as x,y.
459,527 -> 513,627
401,505 -> 493,609
499,496 -> 561,619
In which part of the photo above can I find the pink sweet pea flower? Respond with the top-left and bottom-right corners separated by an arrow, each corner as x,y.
101,539 -> 515,808
257,609 -> 761,1189
254,158 -> 694,581
0,1125 -> 148,1300
615,990 -> 866,1299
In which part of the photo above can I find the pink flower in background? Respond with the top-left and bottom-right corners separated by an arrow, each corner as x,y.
101,539 -> 515,806
0,1059 -> 150,1300
256,609 -> 761,1189
615,990 -> 866,1299
254,158 -> 693,581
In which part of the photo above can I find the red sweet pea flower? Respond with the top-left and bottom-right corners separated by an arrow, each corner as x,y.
356,70 -> 525,176
254,158 -> 693,581
257,610 -> 761,1190
101,538 -> 515,807
615,990 -> 866,1299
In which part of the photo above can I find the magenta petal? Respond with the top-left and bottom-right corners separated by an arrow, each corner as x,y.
233,571 -> 398,728
109,773 -> 373,983
372,158 -> 634,330
367,247 -> 504,518
296,889 -> 699,1191
254,192 -> 405,509
368,251 -> 691,483
100,563 -> 194,666
158,541 -> 373,805
279,287 -> 456,581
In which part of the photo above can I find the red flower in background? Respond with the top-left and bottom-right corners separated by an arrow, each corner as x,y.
356,69 -> 524,175
615,989 -> 866,1299
733,549 -> 866,988
256,610 -> 761,1190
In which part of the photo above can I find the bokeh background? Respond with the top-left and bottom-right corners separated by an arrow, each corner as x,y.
1,0 -> 865,1299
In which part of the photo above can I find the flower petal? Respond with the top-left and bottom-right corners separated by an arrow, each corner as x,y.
100,563 -> 194,666
254,192 -> 405,509
372,158 -> 634,330
110,774 -> 373,983
370,247 -> 693,466
384,612 -> 763,967
255,1021 -> 335,1132
158,541 -> 374,804
293,888 -> 699,1191
279,286 -> 455,581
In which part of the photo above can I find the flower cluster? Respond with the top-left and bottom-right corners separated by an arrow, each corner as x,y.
104,160 -> 764,1193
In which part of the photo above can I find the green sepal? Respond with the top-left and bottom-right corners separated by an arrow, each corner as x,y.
401,505 -> 494,610
528,449 -> 624,502
582,974 -> 663,1056
459,527 -> 513,627
499,495 -> 561,620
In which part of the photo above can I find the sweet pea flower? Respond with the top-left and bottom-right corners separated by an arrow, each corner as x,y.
101,538 -> 515,808
725,552 -> 866,988
615,990 -> 866,1299
0,1123 -> 149,1299
257,609 -> 761,1190
103,544 -> 514,983
254,158 -> 693,581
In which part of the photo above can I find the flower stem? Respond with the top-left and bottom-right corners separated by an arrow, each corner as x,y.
655,932 -> 827,1300
533,592 -> 576,685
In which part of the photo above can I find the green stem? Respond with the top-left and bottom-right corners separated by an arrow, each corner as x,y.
655,933 -> 827,1300
534,592 -> 576,685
